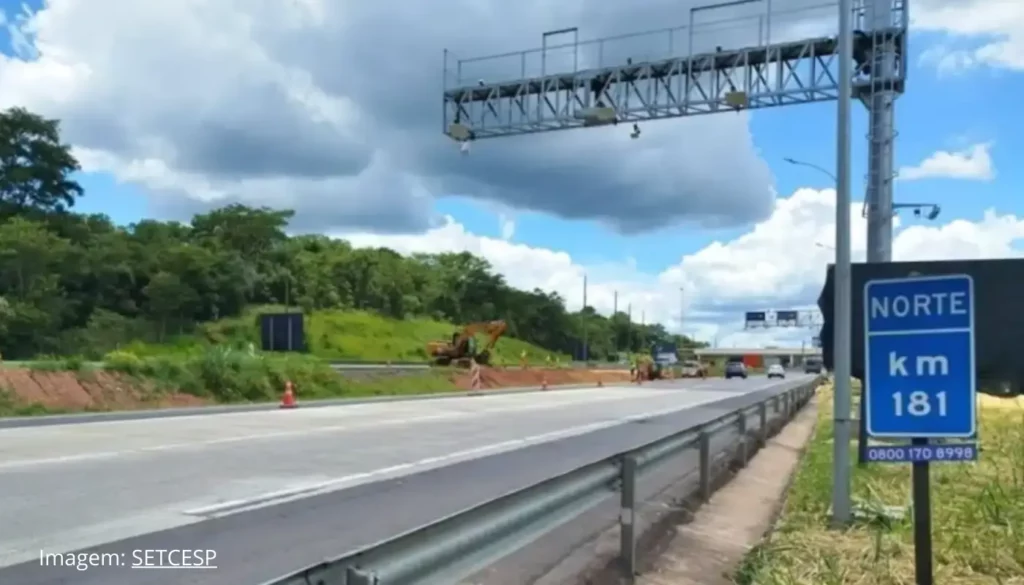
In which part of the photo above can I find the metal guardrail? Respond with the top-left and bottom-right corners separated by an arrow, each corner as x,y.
264,378 -> 821,585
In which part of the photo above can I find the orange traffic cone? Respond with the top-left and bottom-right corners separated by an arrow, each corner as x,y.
280,381 -> 297,409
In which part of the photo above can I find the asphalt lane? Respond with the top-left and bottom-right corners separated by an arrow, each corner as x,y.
0,375 -> 813,584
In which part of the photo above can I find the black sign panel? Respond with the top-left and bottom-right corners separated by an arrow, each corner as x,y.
776,310 -> 799,325
260,312 -> 307,352
818,258 -> 1024,394
744,311 -> 766,328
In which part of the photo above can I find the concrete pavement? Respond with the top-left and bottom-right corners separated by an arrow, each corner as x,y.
0,375 -> 813,584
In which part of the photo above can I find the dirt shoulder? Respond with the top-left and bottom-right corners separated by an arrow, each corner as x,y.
452,367 -> 633,390
0,369 -> 206,414
0,366 -> 632,415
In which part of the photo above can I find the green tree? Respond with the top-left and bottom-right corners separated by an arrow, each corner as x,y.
143,271 -> 197,341
0,107 -> 83,214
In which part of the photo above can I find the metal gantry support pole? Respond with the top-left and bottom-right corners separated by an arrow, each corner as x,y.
858,0 -> 903,466
831,0 -> 855,528
864,0 -> 899,265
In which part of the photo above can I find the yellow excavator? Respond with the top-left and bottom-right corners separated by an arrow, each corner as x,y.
633,354 -> 665,381
426,320 -> 507,367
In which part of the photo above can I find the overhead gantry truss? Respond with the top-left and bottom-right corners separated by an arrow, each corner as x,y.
443,26 -> 905,141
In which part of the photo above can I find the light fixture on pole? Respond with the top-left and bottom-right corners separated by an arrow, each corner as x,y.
785,158 -> 941,223
894,203 -> 941,221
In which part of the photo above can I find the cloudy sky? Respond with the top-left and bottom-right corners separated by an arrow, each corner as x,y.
0,0 -> 1020,348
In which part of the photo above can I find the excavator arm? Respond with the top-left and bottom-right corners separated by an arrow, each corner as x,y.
428,320 -> 507,367
478,320 -> 507,353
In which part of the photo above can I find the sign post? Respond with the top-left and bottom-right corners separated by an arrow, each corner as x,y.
864,274 -> 978,585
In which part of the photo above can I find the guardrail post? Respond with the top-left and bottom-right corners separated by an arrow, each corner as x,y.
759,402 -> 768,446
784,392 -> 791,418
699,431 -> 711,501
737,413 -> 748,464
773,395 -> 780,414
620,454 -> 638,582
347,566 -> 376,585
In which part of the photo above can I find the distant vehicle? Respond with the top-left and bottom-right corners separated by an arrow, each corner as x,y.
725,361 -> 748,380
767,364 -> 785,379
680,360 -> 707,378
804,357 -> 824,374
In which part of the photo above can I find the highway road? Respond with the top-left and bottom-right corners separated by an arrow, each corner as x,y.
0,375 -> 814,584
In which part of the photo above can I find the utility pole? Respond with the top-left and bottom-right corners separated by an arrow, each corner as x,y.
627,303 -> 633,353
613,290 -> 619,353
641,310 -> 646,351
582,274 -> 589,362
679,287 -> 685,345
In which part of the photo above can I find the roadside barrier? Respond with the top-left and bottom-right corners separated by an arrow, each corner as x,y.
262,376 -> 825,585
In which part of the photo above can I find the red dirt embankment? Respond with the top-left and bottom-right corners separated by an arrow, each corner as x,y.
452,367 -> 633,390
0,369 -> 207,412
0,366 -> 631,415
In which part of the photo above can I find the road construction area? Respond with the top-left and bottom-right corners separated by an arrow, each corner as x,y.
0,364 -> 634,413
0,375 -> 813,584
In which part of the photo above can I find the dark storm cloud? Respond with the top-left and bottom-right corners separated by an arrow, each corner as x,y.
29,0 -> 837,233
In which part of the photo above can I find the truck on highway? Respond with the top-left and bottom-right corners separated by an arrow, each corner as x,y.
803,356 -> 824,374
679,360 -> 707,378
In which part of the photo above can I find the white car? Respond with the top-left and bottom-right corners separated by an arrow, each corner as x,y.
767,364 -> 785,379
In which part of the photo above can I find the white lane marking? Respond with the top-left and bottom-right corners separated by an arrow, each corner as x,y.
0,413 -> 455,470
182,385 -> 797,519
0,388 -> 672,469
0,377 -> 805,471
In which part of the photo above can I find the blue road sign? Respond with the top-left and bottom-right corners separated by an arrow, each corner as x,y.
865,442 -> 978,463
864,274 -> 976,438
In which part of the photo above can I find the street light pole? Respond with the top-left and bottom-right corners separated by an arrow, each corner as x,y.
832,0 -> 854,527
783,157 -> 837,182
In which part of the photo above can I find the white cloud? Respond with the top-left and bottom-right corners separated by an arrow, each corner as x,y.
898,143 -> 995,181
340,186 -> 1024,348
0,0 -> 795,234
914,0 -> 1024,71
497,214 -> 516,241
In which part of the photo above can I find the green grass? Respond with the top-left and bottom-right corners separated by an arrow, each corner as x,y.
100,347 -> 461,404
0,346 -> 464,418
735,386 -> 1024,585
1,305 -> 568,415
114,305 -> 569,365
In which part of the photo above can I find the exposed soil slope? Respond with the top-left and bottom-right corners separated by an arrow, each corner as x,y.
0,369 -> 206,412
0,366 -> 632,415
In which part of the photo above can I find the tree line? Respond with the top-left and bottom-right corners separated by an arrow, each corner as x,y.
0,107 -> 700,361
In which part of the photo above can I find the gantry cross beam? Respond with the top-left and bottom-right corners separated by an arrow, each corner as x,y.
447,37 -> 847,139
442,1 -> 906,141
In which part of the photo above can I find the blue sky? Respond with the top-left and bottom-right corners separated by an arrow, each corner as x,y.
0,0 -> 1019,344
7,14 -> 1011,272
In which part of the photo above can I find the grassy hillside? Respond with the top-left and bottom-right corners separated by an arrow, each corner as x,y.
121,306 -> 571,364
